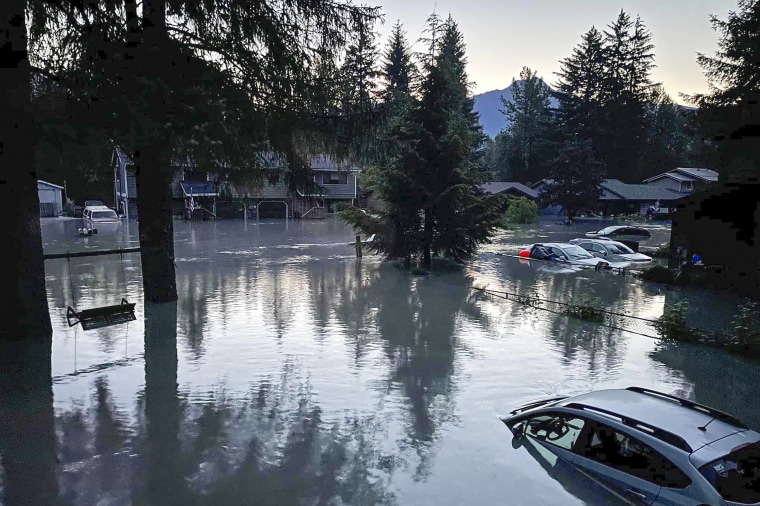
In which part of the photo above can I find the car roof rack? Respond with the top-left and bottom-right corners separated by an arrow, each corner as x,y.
564,402 -> 693,453
626,387 -> 748,430
508,396 -> 569,416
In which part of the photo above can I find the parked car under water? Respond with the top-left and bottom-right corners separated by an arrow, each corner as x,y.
569,238 -> 653,267
585,226 -> 652,243
518,243 -> 611,270
501,387 -> 760,506
82,205 -> 121,232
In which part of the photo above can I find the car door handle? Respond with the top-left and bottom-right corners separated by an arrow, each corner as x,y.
625,488 -> 647,500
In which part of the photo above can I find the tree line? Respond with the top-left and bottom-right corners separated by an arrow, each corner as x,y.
482,5 -> 758,219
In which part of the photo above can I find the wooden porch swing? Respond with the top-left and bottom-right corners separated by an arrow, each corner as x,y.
45,248 -> 139,331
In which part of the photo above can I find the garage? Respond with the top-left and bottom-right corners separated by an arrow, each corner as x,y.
257,201 -> 288,219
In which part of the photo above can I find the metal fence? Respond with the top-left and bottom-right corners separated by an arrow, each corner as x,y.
471,287 -> 732,343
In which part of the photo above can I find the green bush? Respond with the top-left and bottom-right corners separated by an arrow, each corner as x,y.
654,301 -> 700,343
729,300 -> 760,351
562,294 -> 605,322
639,265 -> 676,283
503,196 -> 539,224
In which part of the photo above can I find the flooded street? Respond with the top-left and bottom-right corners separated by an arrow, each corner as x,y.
27,217 -> 760,505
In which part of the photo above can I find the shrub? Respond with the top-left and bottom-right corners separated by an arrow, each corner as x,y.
562,294 -> 605,322
654,301 -> 699,342
503,196 -> 539,224
639,265 -> 676,283
728,299 -> 760,351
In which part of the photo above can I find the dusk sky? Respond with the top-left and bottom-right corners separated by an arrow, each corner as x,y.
372,0 -> 737,104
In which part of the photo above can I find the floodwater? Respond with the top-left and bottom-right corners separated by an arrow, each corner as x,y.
4,217 -> 760,505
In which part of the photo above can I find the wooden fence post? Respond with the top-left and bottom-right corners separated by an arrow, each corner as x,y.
355,235 -> 362,258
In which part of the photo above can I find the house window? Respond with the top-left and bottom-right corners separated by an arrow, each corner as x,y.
321,172 -> 348,184
681,181 -> 693,191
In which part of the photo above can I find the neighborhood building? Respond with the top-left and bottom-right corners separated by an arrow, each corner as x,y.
643,167 -> 718,193
38,180 -> 64,217
598,179 -> 689,216
113,148 -> 361,220
530,177 -> 694,217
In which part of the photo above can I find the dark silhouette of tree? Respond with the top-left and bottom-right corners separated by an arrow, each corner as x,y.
542,139 -> 605,221
0,338 -> 59,504
498,66 -> 555,182
2,0 -> 52,340
687,0 -> 760,181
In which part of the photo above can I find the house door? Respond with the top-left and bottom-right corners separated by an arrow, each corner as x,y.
257,201 -> 288,219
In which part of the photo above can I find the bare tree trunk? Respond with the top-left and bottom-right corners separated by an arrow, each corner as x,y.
0,0 -> 53,341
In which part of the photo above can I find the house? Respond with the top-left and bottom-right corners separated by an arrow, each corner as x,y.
529,178 -> 690,217
114,148 -> 137,219
294,156 -> 360,216
599,179 -> 689,216
668,179 -> 760,296
38,180 -> 64,217
480,182 -> 539,200
643,168 -> 718,193
114,148 -> 360,220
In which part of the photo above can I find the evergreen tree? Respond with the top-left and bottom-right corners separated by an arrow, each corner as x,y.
499,66 -> 555,182
340,15 -> 505,266
688,0 -> 760,181
542,139 -> 605,221
597,11 -> 655,182
412,16 -> 505,266
638,86 -> 691,180
554,27 -> 606,142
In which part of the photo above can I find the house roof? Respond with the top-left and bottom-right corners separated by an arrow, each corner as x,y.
38,180 -> 64,190
181,181 -> 218,196
643,167 -> 718,183
600,179 -> 689,202
309,155 -> 360,172
481,182 -> 539,199
673,167 -> 719,182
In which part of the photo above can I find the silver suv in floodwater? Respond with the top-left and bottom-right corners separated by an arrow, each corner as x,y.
501,387 -> 760,506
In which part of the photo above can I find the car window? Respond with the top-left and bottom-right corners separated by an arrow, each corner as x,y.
699,442 -> 760,503
525,413 -> 586,451
562,245 -> 594,260
576,421 -> 691,488
606,243 -> 633,255
92,211 -> 118,219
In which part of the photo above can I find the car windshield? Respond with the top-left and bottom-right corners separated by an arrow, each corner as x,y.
606,243 -> 634,254
596,227 -> 618,235
92,210 -> 118,219
698,442 -> 760,504
562,245 -> 594,260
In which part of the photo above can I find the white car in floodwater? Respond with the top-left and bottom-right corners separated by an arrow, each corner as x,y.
569,238 -> 653,267
83,205 -> 121,232
519,243 -> 611,270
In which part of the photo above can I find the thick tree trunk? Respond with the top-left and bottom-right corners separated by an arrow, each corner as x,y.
0,0 -> 53,341
134,0 -> 177,303
135,147 -> 177,302
0,339 -> 59,505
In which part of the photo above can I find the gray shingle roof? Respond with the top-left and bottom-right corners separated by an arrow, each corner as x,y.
673,167 -> 719,182
481,182 -> 539,199
181,181 -> 218,196
601,179 -> 689,201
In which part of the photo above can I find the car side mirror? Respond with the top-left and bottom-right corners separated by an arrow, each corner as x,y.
511,421 -> 526,438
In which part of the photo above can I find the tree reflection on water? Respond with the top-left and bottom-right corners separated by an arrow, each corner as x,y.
52,302 -> 396,506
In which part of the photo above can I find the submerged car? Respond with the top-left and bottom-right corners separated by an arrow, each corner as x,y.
585,226 -> 652,242
501,387 -> 760,506
519,243 -> 610,269
83,205 -> 121,231
569,238 -> 653,266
